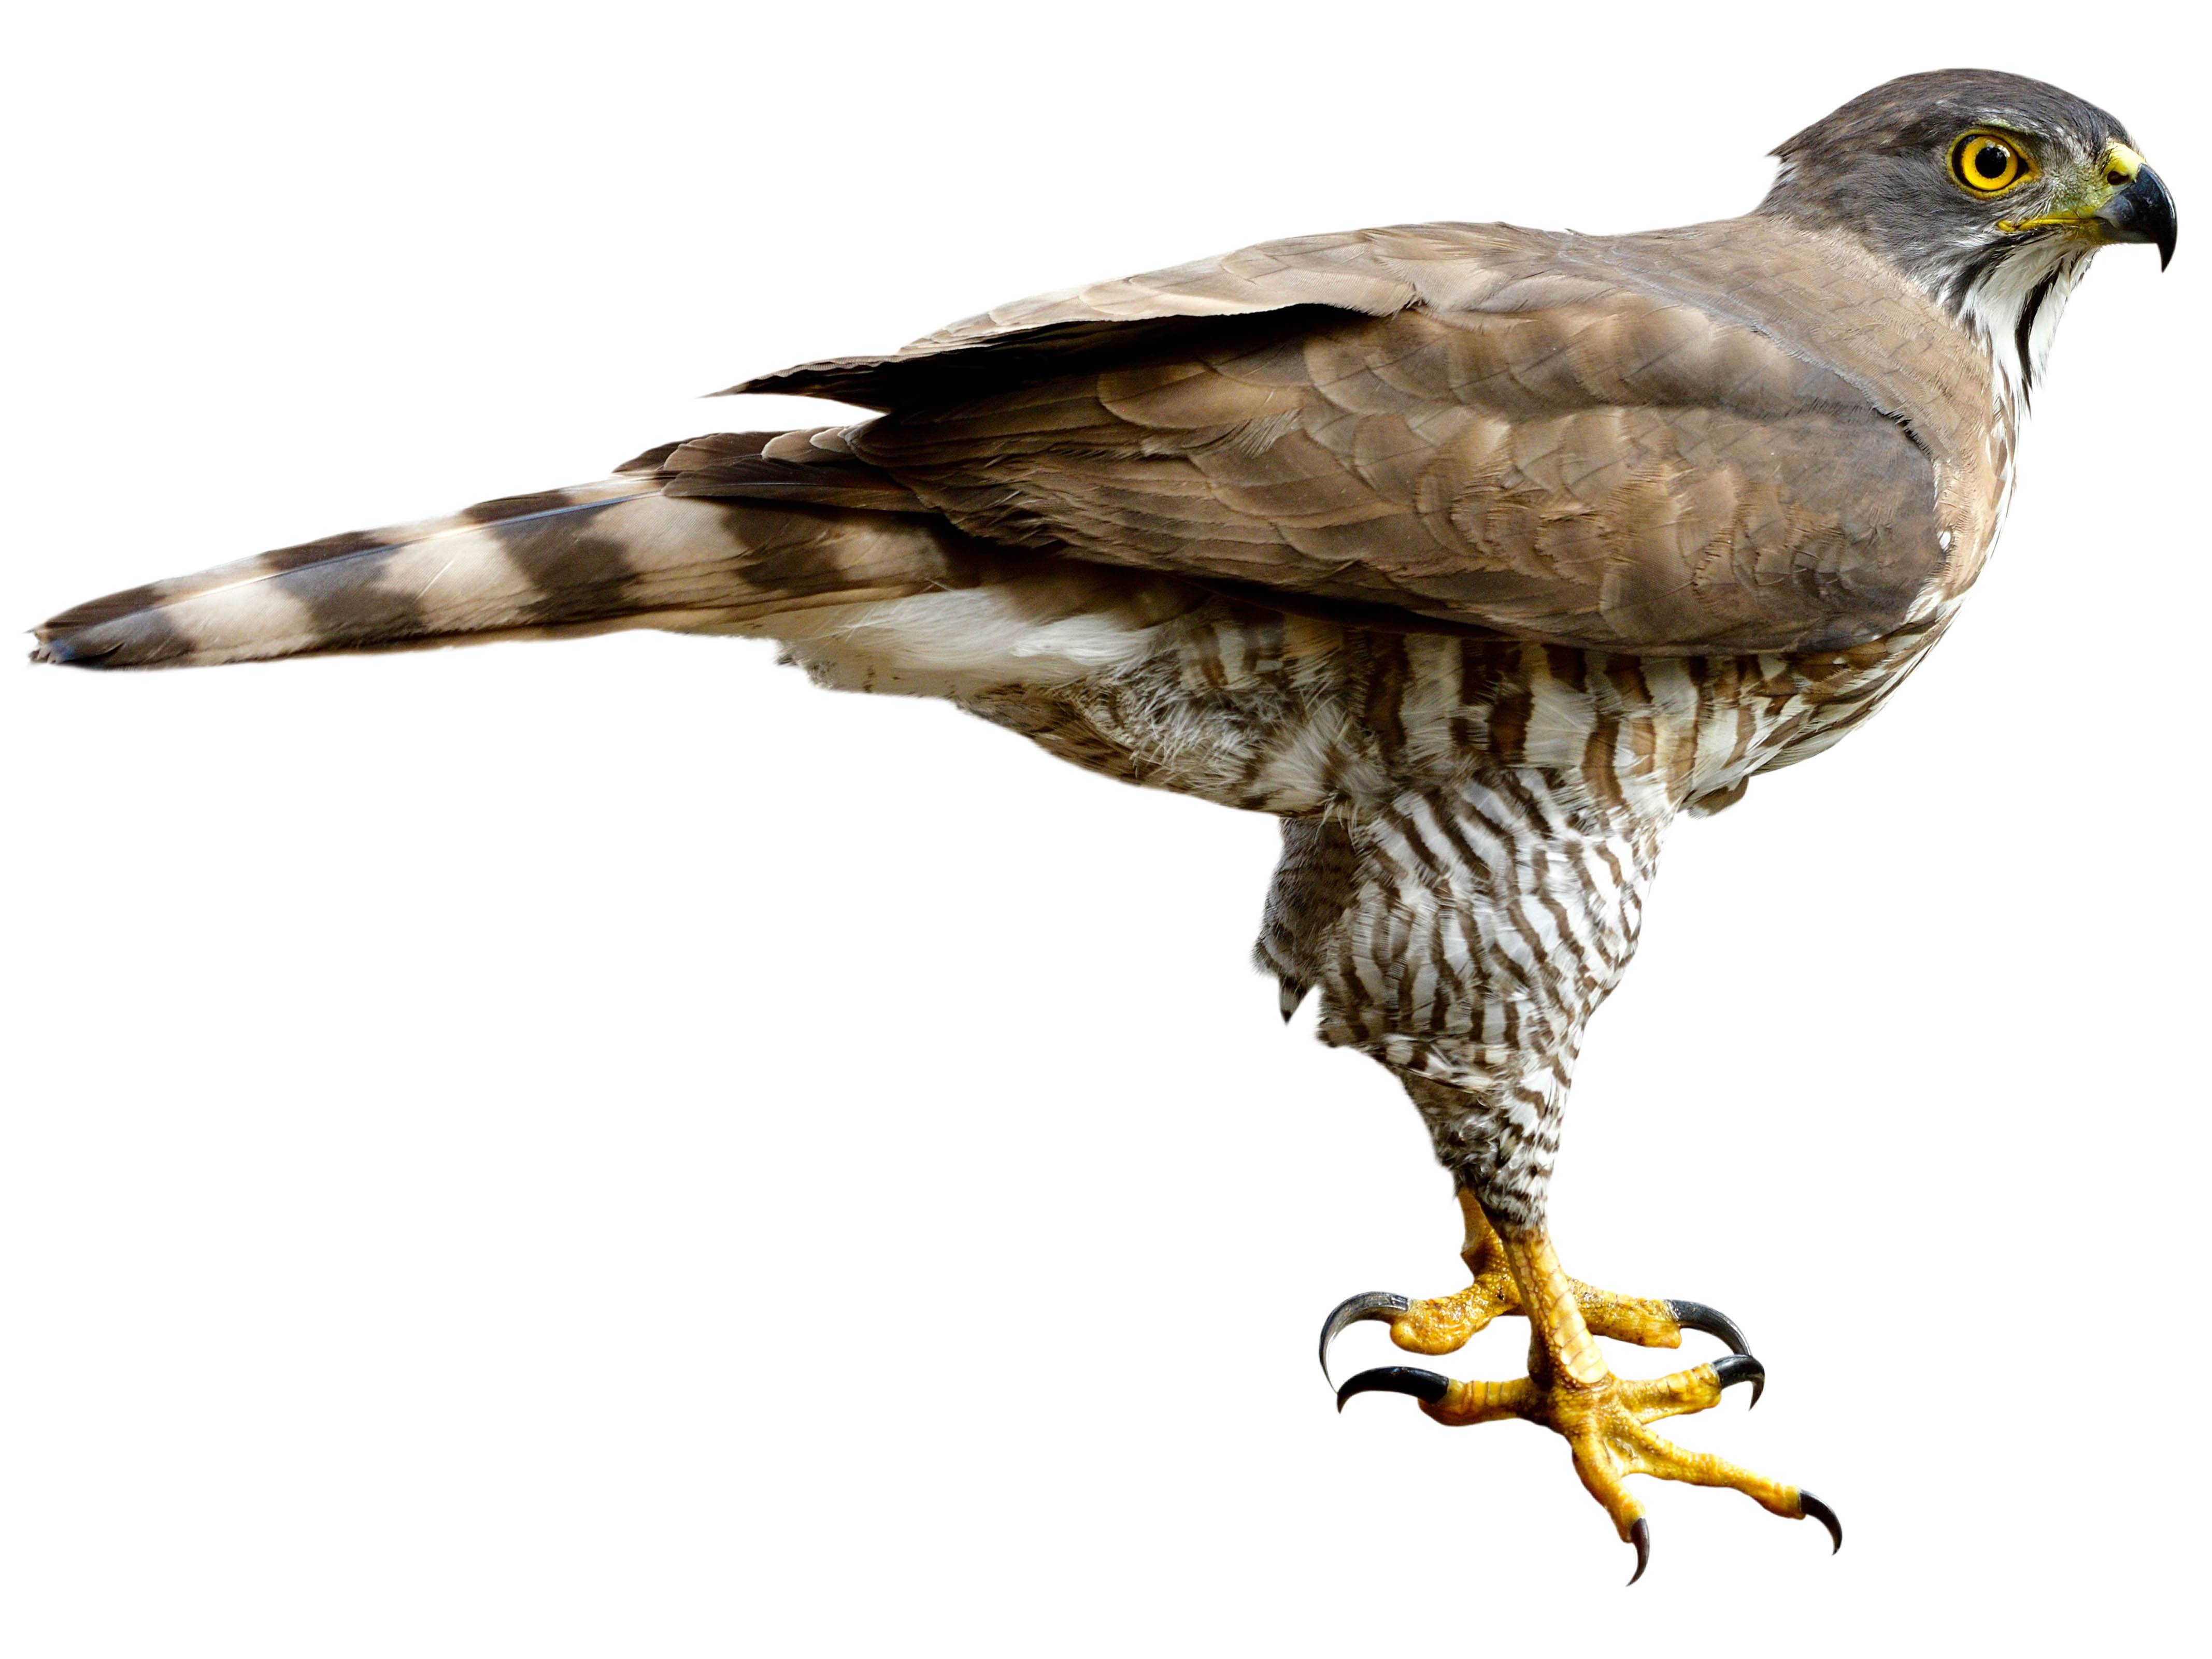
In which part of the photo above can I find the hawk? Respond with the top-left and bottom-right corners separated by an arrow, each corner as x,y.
31,69 -> 2176,1579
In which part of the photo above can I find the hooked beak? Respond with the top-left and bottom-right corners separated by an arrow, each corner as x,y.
2096,158 -> 2177,270
2001,144 -> 2178,270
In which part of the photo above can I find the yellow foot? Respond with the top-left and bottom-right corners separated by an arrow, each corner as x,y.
1335,1358 -> 1837,1582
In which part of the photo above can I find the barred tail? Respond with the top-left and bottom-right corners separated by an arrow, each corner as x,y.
32,454 -> 991,670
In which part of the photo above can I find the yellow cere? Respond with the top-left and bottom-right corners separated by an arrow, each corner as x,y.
1997,141 -> 2152,235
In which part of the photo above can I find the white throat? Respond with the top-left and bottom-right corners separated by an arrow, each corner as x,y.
1955,245 -> 2091,414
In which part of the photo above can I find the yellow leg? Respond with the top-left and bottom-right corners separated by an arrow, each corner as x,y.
1332,1204 -> 1837,1581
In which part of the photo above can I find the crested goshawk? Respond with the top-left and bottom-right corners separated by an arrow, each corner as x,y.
32,69 -> 2177,1579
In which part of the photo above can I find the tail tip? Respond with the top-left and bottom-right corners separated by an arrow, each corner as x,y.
30,602 -> 190,668
29,631 -> 83,667
29,621 -> 139,669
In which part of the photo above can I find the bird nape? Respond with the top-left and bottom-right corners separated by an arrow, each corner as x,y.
31,68 -> 2176,1581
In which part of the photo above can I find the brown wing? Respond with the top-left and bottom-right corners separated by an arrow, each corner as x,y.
730,220 -> 1967,655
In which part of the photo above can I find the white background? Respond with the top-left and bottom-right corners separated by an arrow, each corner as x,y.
4,4 -> 2204,1653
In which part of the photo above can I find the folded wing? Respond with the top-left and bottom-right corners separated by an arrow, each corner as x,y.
733,221 -> 1956,656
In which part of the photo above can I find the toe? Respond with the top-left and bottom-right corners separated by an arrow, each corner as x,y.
1387,1285 -> 1507,1357
1618,1422 -> 1802,1520
1572,1283 -> 1691,1348
1565,1433 -> 1651,1573
1617,1356 -> 1761,1423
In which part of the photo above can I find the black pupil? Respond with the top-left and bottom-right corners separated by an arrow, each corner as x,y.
1973,142 -> 2010,180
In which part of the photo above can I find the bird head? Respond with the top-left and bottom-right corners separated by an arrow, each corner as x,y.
1758,69 -> 2175,396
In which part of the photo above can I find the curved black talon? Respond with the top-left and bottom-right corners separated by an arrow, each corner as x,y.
1627,1517 -> 1651,1585
1797,1490 -> 1843,1553
1335,1365 -> 1452,1413
1666,1299 -> 1752,1357
1317,1291 -> 1411,1386
1710,1352 -> 1767,1409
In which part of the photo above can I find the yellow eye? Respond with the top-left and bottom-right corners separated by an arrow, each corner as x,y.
1950,132 -> 2033,195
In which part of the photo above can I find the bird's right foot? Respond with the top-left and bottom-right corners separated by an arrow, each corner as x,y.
1317,1189 -> 1755,1390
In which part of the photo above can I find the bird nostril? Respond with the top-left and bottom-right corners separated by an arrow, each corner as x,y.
2108,168 -> 2129,186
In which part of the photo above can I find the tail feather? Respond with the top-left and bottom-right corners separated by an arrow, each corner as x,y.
33,438 -> 997,670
